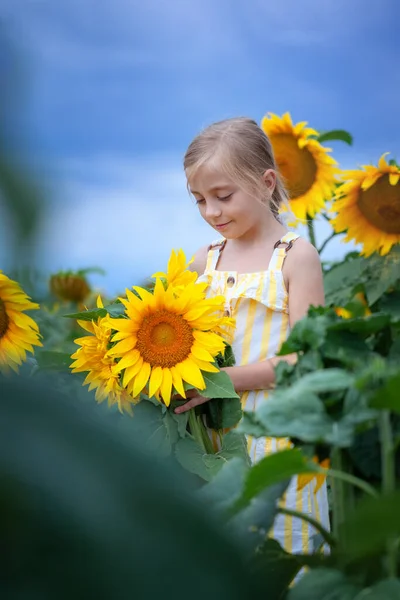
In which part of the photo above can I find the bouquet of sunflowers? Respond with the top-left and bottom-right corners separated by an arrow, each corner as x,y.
67,250 -> 249,479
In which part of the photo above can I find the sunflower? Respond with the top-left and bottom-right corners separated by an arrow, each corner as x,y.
330,154 -> 400,257
0,271 -> 42,374
152,248 -> 198,291
335,292 -> 371,320
70,297 -> 136,415
261,112 -> 338,221
108,278 -> 232,406
297,458 -> 330,494
50,271 -> 91,304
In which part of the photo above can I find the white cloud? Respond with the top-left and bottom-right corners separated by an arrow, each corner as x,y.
36,153 -> 357,295
36,157 -> 212,294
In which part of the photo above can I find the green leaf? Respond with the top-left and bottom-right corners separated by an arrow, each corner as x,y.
204,396 -> 243,430
367,579 -> 400,599
35,351 -> 72,371
240,379 -> 355,446
288,568 -> 361,600
240,393 -> 350,446
216,343 -> 236,368
328,314 -> 391,335
316,130 -> 353,145
342,388 -> 378,425
322,330 -> 371,365
324,256 -> 367,306
290,369 -> 355,394
130,401 -> 178,457
1,375 -> 264,598
64,303 -> 126,321
370,372 -> 400,414
175,430 -> 250,482
252,539 -> 310,599
348,425 -> 382,480
103,303 -> 126,318
201,370 -> 240,399
234,448 -> 318,510
364,248 -> 400,305
339,490 -> 400,561
378,290 -> 400,320
198,457 -> 248,513
230,480 -> 289,556
64,307 -> 107,321
278,314 -> 329,354
218,431 -> 251,466
174,438 -> 220,481
169,407 -> 189,438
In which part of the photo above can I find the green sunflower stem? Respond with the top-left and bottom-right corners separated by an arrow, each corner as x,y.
188,409 -> 214,455
277,507 -> 337,548
318,231 -> 341,256
379,410 -> 397,578
307,218 -> 317,247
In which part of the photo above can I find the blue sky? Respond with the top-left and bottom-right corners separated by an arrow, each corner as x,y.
1,0 -> 399,295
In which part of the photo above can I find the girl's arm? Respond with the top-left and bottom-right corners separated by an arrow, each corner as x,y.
224,240 -> 324,392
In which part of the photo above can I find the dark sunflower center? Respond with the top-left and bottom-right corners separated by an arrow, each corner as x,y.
270,133 -> 318,199
358,174 -> 400,234
136,310 -> 194,368
0,298 -> 9,339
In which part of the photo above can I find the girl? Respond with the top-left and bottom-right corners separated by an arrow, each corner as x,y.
174,117 -> 329,556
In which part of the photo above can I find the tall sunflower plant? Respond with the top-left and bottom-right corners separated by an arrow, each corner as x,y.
261,112 -> 353,254
66,249 -> 249,481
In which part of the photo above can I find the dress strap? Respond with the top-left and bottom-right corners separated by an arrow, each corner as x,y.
205,238 -> 226,272
267,232 -> 300,271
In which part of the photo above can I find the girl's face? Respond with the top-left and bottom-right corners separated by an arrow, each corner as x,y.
188,163 -> 275,239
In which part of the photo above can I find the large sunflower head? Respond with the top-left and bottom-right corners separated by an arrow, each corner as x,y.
0,271 -> 42,374
261,112 -> 338,221
330,153 -> 400,257
70,297 -> 136,415
108,278 -> 233,407
152,249 -> 198,291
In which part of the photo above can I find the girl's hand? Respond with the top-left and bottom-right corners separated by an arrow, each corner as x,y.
174,394 -> 210,414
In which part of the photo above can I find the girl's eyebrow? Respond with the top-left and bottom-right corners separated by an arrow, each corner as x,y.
190,185 -> 231,195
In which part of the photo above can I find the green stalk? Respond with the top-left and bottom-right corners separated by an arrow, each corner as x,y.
324,467 -> 378,499
379,410 -> 397,578
188,409 -> 214,455
318,231 -> 341,255
278,507 -> 337,548
330,448 -> 346,540
307,219 -> 317,247
199,418 -> 216,455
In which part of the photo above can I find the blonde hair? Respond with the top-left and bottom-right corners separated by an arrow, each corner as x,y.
183,117 -> 289,220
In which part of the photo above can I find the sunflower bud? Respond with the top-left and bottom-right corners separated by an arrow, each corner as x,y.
50,272 -> 91,304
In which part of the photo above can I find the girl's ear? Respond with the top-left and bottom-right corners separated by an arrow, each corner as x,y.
262,169 -> 277,193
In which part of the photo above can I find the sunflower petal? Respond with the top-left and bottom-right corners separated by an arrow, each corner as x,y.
149,365 -> 163,398
160,368 -> 173,406
132,361 -> 151,397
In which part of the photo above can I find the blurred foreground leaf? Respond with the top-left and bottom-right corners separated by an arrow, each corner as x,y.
0,374 -> 264,599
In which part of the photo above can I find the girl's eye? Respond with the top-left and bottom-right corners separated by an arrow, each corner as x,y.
195,198 -> 205,204
217,193 -> 232,201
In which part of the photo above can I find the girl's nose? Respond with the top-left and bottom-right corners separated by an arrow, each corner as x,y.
205,202 -> 222,218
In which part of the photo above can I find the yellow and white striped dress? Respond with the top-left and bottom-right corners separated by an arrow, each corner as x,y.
197,231 -> 330,555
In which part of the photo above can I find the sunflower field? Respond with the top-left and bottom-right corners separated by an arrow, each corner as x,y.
1,112 -> 400,599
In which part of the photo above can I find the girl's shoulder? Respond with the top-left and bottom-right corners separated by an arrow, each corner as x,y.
283,236 -> 323,295
189,244 -> 210,276
189,239 -> 224,276
285,236 -> 321,269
